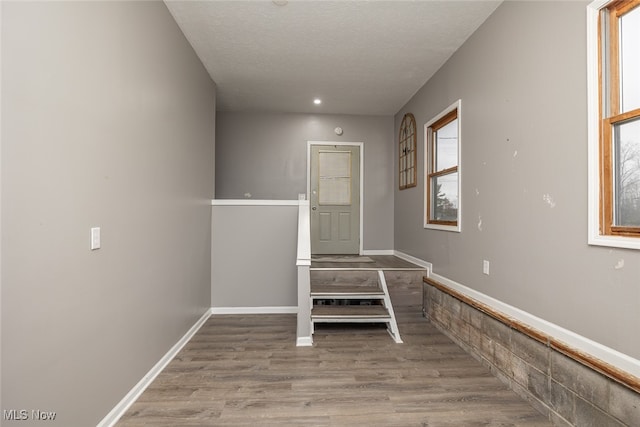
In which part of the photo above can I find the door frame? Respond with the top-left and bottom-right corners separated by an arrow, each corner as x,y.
307,141 -> 364,255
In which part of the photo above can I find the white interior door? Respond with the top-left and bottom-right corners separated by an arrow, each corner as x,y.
309,144 -> 360,254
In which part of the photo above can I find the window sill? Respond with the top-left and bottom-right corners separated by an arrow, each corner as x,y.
424,223 -> 461,233
588,233 -> 640,251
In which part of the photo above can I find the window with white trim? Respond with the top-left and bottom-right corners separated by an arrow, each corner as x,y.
588,0 -> 640,249
424,100 -> 461,232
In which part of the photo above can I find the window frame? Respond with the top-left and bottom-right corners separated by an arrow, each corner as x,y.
399,113 -> 417,190
587,0 -> 640,249
424,100 -> 462,232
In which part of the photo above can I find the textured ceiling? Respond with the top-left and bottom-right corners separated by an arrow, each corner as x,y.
165,1 -> 502,115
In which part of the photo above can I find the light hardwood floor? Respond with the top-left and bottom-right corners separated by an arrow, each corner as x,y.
117,279 -> 551,426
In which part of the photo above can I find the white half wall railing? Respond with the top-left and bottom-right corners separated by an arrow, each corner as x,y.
210,198 -> 313,345
211,200 -> 300,313
296,200 -> 312,346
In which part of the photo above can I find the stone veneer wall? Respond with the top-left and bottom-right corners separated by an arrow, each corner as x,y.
422,279 -> 640,427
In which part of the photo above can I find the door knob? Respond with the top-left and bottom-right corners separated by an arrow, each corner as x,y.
312,206 -> 317,210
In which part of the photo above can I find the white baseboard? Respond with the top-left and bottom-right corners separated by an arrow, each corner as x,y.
296,336 -> 313,346
393,250 -> 433,270
97,308 -> 212,427
211,306 -> 297,315
400,251 -> 640,379
362,249 -> 395,256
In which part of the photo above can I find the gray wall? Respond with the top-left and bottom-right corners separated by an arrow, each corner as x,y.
394,1 -> 640,360
211,204 -> 298,308
1,2 -> 215,426
216,112 -> 395,251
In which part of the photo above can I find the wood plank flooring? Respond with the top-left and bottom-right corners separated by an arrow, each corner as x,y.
116,279 -> 551,426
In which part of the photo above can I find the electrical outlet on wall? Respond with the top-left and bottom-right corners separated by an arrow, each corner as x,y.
483,260 -> 490,275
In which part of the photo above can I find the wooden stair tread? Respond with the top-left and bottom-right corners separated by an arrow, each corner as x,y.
312,305 -> 390,318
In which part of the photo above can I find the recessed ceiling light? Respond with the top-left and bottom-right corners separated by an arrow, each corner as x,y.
313,98 -> 322,105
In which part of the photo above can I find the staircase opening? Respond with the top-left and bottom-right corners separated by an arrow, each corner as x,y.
311,269 -> 402,343
305,255 -> 427,345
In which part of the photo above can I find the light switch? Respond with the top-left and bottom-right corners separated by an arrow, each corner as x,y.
91,227 -> 101,250
483,260 -> 490,275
